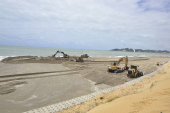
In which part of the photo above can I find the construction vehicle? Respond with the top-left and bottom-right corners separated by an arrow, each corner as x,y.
127,65 -> 143,78
73,54 -> 89,62
81,54 -> 89,58
74,57 -> 84,62
107,56 -> 128,73
52,50 -> 69,58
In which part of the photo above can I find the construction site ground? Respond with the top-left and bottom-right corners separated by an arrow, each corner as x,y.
0,56 -> 169,113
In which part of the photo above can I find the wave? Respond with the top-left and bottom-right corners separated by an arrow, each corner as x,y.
114,56 -> 126,58
137,55 -> 147,57
0,56 -> 8,61
0,56 -> 17,61
114,56 -> 135,58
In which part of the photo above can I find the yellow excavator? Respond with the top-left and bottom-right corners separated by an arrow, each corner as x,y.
127,65 -> 143,78
107,56 -> 128,73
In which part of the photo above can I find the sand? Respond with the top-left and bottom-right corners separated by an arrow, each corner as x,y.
0,56 -> 169,113
63,57 -> 169,86
0,62 -> 94,113
87,61 -> 170,113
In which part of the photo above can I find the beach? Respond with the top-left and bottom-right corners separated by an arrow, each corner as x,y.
1,0 -> 170,112
0,56 -> 169,113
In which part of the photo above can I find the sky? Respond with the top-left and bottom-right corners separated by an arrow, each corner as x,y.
0,0 -> 170,50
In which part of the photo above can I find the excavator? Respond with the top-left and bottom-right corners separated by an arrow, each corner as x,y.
127,65 -> 143,78
52,50 -> 69,58
107,56 -> 128,73
52,51 -> 88,62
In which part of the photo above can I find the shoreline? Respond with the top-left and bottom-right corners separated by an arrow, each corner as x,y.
0,55 -> 170,62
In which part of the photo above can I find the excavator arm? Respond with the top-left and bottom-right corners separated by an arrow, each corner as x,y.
125,56 -> 128,68
122,56 -> 128,70
52,50 -> 69,58
114,56 -> 128,67
116,56 -> 128,69
116,58 -> 123,66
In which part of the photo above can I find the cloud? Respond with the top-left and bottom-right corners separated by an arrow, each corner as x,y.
0,0 -> 170,50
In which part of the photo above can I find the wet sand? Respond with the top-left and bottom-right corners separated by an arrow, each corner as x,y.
0,62 -> 95,113
0,56 -> 169,113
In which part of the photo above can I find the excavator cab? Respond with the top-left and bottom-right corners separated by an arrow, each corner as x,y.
130,65 -> 138,71
111,62 -> 117,66
127,65 -> 143,78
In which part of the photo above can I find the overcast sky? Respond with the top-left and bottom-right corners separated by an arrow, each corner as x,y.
0,0 -> 170,50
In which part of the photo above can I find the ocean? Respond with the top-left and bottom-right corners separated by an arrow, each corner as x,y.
0,45 -> 170,61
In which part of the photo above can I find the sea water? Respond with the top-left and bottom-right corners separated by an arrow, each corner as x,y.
0,45 -> 170,61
